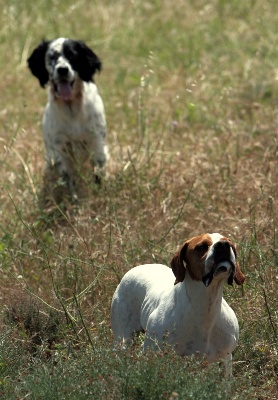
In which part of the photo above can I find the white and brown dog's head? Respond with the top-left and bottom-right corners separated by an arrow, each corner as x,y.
27,38 -> 102,101
171,233 -> 245,287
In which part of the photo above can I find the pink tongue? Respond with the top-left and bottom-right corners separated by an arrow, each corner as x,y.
57,82 -> 73,100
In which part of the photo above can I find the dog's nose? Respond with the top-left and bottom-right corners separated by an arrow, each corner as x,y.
57,66 -> 69,77
214,240 -> 231,260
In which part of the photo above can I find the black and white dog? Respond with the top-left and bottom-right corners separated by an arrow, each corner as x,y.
28,38 -> 108,196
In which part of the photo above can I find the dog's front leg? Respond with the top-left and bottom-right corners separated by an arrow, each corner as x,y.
223,353 -> 233,377
45,143 -> 77,199
58,149 -> 78,198
89,138 -> 108,186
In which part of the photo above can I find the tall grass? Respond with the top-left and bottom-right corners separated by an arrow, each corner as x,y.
0,0 -> 277,398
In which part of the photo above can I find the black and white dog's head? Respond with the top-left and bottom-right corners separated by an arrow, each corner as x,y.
28,38 -> 102,101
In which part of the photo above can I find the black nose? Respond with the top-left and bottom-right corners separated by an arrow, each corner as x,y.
214,240 -> 231,261
57,66 -> 69,77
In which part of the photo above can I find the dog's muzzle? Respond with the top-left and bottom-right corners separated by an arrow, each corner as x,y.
54,79 -> 74,101
53,66 -> 74,101
202,241 -> 236,287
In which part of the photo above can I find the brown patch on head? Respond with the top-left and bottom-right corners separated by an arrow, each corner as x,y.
171,234 -> 213,284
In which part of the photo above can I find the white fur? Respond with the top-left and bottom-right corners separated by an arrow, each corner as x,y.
42,79 -> 107,179
111,233 -> 242,376
28,38 -> 108,194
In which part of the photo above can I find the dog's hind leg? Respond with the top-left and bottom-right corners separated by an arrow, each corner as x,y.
110,291 -> 142,349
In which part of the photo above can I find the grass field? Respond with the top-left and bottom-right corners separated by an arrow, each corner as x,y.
0,0 -> 277,398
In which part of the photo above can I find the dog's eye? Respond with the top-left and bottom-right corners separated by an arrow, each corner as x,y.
64,48 -> 77,61
195,243 -> 209,252
48,52 -> 59,62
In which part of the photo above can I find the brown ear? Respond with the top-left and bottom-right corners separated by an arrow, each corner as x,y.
170,242 -> 188,285
234,261 -> 245,285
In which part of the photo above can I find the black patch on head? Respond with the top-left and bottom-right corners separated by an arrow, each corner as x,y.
28,40 -> 51,87
63,40 -> 102,82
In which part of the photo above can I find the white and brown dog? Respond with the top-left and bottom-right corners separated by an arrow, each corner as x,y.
28,38 -> 108,196
111,233 -> 245,375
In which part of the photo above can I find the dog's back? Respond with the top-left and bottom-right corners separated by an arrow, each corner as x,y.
111,264 -> 173,345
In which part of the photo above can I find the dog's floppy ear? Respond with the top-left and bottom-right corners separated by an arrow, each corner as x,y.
27,40 -> 50,87
228,244 -> 245,286
233,260 -> 245,285
72,40 -> 102,82
170,241 -> 189,285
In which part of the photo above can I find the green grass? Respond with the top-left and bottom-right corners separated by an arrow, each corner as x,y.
0,0 -> 277,398
0,333 -> 255,399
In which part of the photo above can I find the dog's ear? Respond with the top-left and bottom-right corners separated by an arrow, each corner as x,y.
27,40 -> 50,87
233,260 -> 245,285
170,241 -> 189,285
228,244 -> 245,286
72,40 -> 102,82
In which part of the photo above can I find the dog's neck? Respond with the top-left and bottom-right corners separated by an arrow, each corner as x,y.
181,273 -> 225,330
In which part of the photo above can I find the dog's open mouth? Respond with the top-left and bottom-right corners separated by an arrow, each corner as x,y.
202,261 -> 235,287
54,80 -> 74,101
